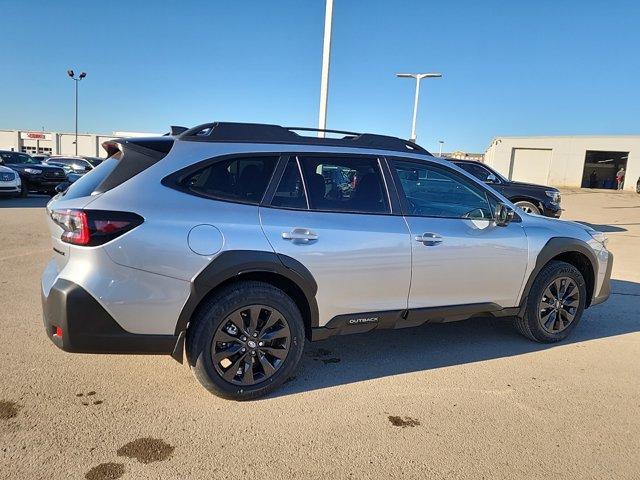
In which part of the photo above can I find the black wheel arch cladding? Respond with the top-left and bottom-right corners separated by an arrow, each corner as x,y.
522,237 -> 598,310
175,250 -> 319,336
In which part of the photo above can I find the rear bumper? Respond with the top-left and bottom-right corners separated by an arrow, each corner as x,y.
41,277 -> 179,355
591,251 -> 613,306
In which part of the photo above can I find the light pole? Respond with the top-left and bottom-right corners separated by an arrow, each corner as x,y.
317,0 -> 334,137
395,72 -> 442,142
438,140 -> 444,157
67,69 -> 87,155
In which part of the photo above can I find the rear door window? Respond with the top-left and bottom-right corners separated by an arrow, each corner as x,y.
297,155 -> 389,214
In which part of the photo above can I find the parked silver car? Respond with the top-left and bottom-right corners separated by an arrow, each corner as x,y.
41,122 -> 612,400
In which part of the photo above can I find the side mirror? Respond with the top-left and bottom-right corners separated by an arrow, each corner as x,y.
486,173 -> 498,184
494,202 -> 514,226
55,182 -> 70,194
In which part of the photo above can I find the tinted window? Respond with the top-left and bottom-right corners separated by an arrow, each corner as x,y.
271,158 -> 307,209
182,156 -> 278,204
0,152 -> 39,164
298,155 -> 389,214
62,155 -> 119,199
392,161 -> 493,219
456,162 -> 493,182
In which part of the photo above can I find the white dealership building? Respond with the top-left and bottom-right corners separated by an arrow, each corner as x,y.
484,135 -> 640,191
0,129 -> 158,158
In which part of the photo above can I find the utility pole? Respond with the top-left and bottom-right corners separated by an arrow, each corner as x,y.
317,0 -> 334,137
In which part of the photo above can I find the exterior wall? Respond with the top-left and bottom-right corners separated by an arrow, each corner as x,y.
0,130 -> 154,157
484,136 -> 640,191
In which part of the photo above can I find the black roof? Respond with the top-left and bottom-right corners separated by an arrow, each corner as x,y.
176,122 -> 432,155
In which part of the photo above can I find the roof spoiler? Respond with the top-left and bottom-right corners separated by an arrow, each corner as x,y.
164,126 -> 189,136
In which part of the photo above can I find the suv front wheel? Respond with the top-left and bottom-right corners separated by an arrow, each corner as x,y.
514,200 -> 541,215
515,261 -> 587,343
186,281 -> 305,400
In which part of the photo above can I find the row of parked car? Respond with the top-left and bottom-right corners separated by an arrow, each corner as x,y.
0,150 -> 103,198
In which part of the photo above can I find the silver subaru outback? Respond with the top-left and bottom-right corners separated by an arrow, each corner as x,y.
41,122 -> 612,400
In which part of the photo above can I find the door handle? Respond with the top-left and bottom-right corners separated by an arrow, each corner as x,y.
282,228 -> 319,243
414,232 -> 443,246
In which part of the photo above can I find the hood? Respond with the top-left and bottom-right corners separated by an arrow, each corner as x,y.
0,165 -> 15,174
6,162 -> 66,173
508,180 -> 557,191
521,212 -> 597,242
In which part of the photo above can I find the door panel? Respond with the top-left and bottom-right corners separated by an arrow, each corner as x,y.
404,217 -> 528,308
390,159 -> 529,309
260,208 -> 411,326
260,154 -> 411,327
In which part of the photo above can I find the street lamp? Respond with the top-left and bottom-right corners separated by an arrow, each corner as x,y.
395,72 -> 442,142
438,140 -> 444,157
67,69 -> 87,155
317,0 -> 334,138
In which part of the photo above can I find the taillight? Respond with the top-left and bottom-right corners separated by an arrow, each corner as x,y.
51,209 -> 143,246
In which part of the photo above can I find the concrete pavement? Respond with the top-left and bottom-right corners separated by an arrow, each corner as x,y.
0,190 -> 638,479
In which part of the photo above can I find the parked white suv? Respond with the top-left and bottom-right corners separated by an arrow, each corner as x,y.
0,164 -> 21,197
41,122 -> 612,400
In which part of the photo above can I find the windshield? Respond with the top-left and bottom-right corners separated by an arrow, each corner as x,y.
0,152 -> 41,165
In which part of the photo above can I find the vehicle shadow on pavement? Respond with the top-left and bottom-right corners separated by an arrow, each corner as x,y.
272,279 -> 640,398
0,196 -> 50,209
575,221 -> 628,233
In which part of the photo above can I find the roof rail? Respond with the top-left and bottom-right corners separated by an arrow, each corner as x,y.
178,122 -> 431,155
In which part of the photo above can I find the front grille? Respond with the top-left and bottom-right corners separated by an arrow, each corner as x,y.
0,186 -> 17,191
43,170 -> 65,179
0,172 -> 15,182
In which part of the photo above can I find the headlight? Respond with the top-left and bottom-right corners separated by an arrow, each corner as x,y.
588,229 -> 608,247
545,190 -> 561,204
24,168 -> 42,175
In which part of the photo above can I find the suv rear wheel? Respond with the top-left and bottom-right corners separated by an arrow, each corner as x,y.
515,260 -> 587,342
186,281 -> 305,400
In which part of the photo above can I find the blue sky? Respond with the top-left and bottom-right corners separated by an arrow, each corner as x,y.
1,0 -> 639,152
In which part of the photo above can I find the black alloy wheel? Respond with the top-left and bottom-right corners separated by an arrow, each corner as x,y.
211,305 -> 291,386
538,276 -> 580,334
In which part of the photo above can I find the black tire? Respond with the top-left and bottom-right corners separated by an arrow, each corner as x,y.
186,281 -> 305,400
515,260 -> 587,343
20,183 -> 28,198
514,200 -> 541,215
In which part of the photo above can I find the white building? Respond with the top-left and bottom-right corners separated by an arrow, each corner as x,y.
0,129 -> 159,158
484,135 -> 640,191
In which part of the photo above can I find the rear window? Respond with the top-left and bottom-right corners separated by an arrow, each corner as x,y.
62,155 -> 119,199
179,155 -> 278,204
62,139 -> 173,199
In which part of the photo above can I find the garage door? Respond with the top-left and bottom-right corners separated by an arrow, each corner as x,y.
510,148 -> 552,185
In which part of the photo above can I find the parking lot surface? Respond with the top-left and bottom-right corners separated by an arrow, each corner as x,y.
1,190 -> 638,479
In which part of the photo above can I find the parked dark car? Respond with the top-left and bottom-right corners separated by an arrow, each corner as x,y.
45,156 -> 94,173
0,150 -> 67,196
451,159 -> 562,217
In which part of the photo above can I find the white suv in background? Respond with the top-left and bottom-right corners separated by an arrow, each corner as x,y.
0,164 -> 21,197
